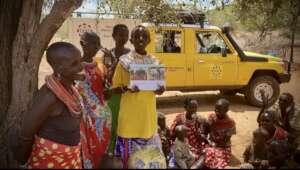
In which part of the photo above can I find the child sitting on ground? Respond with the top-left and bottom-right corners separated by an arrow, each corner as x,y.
170,125 -> 205,169
243,127 -> 269,169
266,139 -> 293,169
157,112 -> 171,161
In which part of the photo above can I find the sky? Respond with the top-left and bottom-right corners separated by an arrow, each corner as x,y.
75,0 -> 99,13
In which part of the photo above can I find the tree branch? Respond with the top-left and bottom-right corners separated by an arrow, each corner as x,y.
29,0 -> 83,65
11,0 -> 43,67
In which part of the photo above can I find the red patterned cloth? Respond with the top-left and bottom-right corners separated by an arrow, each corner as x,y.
77,62 -> 112,169
204,147 -> 231,169
268,126 -> 288,142
204,113 -> 236,169
170,113 -> 206,158
207,113 -> 236,148
27,136 -> 81,169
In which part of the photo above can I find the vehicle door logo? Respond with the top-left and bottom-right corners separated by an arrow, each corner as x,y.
209,64 -> 223,80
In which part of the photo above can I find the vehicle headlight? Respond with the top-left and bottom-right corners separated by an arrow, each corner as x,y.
274,60 -> 287,72
278,60 -> 290,73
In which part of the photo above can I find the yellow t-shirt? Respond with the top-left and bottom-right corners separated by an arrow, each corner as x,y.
112,63 -> 157,139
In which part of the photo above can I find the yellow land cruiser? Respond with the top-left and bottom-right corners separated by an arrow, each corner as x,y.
144,22 -> 291,106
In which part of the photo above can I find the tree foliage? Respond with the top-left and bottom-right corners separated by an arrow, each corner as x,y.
206,5 -> 241,29
233,0 -> 300,37
97,0 -> 181,24
233,0 -> 300,61
138,0 -> 181,24
95,0 -> 231,24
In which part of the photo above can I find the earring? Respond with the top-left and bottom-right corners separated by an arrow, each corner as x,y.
55,73 -> 62,80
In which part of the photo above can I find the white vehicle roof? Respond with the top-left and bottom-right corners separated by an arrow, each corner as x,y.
142,22 -> 221,31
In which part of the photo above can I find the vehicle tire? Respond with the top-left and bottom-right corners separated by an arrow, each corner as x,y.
219,90 -> 238,96
244,75 -> 280,107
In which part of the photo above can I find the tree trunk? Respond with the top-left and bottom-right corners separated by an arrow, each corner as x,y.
0,0 -> 83,167
0,0 -> 23,128
290,8 -> 300,64
290,23 -> 296,64
0,0 -> 23,167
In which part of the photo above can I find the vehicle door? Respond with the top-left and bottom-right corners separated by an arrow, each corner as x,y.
193,30 -> 238,86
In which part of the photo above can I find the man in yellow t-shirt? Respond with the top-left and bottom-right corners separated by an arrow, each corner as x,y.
112,25 -> 165,169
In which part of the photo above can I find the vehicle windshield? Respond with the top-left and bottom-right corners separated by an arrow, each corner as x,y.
196,31 -> 230,54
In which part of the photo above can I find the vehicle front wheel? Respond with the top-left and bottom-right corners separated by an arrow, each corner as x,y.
244,76 -> 280,107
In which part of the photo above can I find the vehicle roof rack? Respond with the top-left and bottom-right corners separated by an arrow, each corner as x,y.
176,10 -> 207,28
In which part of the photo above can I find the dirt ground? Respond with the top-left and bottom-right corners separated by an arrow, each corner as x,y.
38,48 -> 300,168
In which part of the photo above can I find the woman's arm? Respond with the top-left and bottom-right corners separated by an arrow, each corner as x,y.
257,90 -> 268,123
14,86 -> 56,164
112,86 -> 128,94
111,63 -> 127,94
154,85 -> 165,95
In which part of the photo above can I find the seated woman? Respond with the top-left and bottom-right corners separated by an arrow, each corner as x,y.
204,98 -> 236,169
271,93 -> 300,162
170,98 -> 209,159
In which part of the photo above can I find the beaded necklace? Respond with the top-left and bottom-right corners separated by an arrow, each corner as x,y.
45,74 -> 83,118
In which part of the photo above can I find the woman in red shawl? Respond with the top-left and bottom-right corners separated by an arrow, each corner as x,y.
77,32 -> 112,169
170,98 -> 209,159
204,98 -> 236,169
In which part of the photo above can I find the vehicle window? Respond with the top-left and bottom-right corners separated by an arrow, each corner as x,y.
155,30 -> 182,53
196,32 -> 230,54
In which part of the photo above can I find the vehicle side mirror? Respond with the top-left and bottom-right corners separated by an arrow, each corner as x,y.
221,48 -> 227,57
